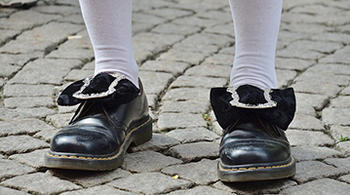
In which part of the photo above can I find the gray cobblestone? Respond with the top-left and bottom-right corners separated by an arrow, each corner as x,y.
1,172 -> 81,194
169,186 -> 232,195
51,169 -> 131,188
281,178 -> 350,195
0,119 -> 53,136
170,75 -> 228,89
289,114 -> 324,131
323,108 -> 350,126
168,141 -> 219,162
109,172 -> 192,194
166,127 -> 218,143
0,135 -> 49,154
140,60 -> 190,76
158,113 -> 207,131
4,96 -> 54,108
0,159 -> 35,180
3,84 -> 54,97
61,185 -> 135,195
291,146 -> 341,162
162,158 -> 218,184
131,133 -> 180,152
123,150 -> 182,173
9,148 -> 49,169
0,186 -> 29,195
286,130 -> 334,147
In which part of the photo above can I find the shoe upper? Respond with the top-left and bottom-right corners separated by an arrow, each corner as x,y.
50,73 -> 149,156
210,85 -> 296,167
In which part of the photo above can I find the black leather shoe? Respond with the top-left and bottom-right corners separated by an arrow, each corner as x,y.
210,85 -> 296,182
45,72 -> 152,171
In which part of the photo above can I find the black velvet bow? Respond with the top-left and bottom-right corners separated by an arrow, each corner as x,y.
57,72 -> 139,106
210,85 -> 296,131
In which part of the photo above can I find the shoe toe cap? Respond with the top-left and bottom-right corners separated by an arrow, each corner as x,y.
220,141 -> 290,166
51,128 -> 118,155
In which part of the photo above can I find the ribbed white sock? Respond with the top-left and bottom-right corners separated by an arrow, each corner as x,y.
229,0 -> 283,89
79,0 -> 139,88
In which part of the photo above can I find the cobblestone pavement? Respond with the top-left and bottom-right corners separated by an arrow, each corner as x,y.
1,0 -> 350,194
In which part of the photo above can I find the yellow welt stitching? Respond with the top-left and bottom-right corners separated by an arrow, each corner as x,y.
220,158 -> 294,172
47,118 -> 152,161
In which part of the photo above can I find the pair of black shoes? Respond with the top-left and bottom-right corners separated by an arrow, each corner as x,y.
45,73 -> 296,182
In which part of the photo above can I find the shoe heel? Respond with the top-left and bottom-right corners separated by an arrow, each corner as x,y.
132,118 -> 153,146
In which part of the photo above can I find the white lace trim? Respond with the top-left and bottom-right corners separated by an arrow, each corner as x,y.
227,86 -> 277,109
72,73 -> 126,100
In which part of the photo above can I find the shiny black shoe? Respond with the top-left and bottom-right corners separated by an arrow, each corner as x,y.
210,85 -> 296,182
45,72 -> 152,171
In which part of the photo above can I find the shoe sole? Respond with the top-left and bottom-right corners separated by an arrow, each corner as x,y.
218,157 -> 296,182
44,116 -> 152,171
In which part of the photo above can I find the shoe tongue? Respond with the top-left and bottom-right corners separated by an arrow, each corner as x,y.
82,72 -> 115,95
236,85 -> 267,105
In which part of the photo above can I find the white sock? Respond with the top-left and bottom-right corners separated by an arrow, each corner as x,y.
79,0 -> 139,88
229,0 -> 283,89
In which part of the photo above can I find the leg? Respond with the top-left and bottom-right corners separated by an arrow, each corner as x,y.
79,0 -> 139,87
229,0 -> 282,89
45,0 -> 153,171
210,0 -> 296,182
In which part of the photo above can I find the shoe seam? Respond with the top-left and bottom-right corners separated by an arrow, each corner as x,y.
47,117 -> 151,161
219,157 -> 294,171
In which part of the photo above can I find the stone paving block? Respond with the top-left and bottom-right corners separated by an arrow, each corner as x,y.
61,185 -> 135,195
292,80 -> 342,97
329,96 -> 350,108
180,33 -> 232,47
152,23 -> 200,35
170,75 -> 228,89
311,32 -> 350,44
1,64 -> 21,78
330,126 -> 350,141
166,127 -> 219,144
293,161 -> 346,183
204,23 -> 234,37
162,87 -> 209,102
295,93 -> 328,116
4,96 -> 54,108
139,71 -> 174,94
275,58 -> 314,71
0,23 -> 83,54
168,141 -> 219,162
203,51 -> 234,65
169,186 -> 232,195
277,47 -> 324,60
0,10 -> 59,30
1,172 -> 81,194
320,46 -> 350,64
64,69 -> 92,81
341,86 -> 350,95
123,150 -> 182,173
291,146 -> 341,162
276,69 -> 297,87
172,16 -> 223,28
324,157 -> 350,170
131,133 -> 180,152
322,108 -> 350,126
140,60 -> 190,76
336,142 -> 350,155
162,159 -> 218,185
339,174 -> 350,184
0,186 -> 29,195
213,179 -> 297,194
46,113 -> 74,128
0,135 -> 49,154
185,63 -> 231,78
9,148 -> 49,169
9,59 -> 82,85
109,172 -> 192,194
0,119 -> 53,136
14,107 -> 56,118
33,5 -> 80,16
286,130 -> 334,147
3,84 -> 54,97
158,49 -> 209,65
287,40 -> 343,54
147,8 -> 193,20
0,159 -> 35,180
308,63 -> 350,75
0,108 -> 31,120
34,128 -> 58,142
160,100 -> 209,114
289,114 -> 324,131
281,178 -> 350,195
172,41 -> 219,54
157,113 -> 207,131
50,169 -> 131,188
